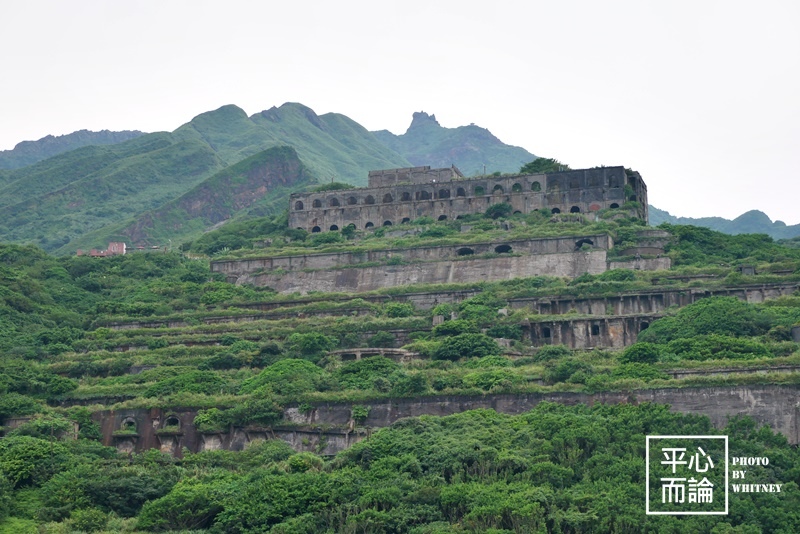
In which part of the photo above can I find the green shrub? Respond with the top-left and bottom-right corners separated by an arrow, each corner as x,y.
619,343 -> 661,364
463,369 -> 515,391
368,331 -> 395,348
241,359 -> 329,396
432,319 -> 478,337
383,302 -> 415,318
434,334 -> 501,361
532,345 -> 571,362
336,357 -> 399,391
145,371 -> 229,398
485,203 -> 513,219
543,359 -> 593,384
69,508 -> 108,533
463,355 -> 512,368
485,324 -> 522,340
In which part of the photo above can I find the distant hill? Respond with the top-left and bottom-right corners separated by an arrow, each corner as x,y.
0,129 -> 144,170
650,206 -> 800,240
76,146 -> 311,249
0,103 -> 410,253
372,112 -> 536,176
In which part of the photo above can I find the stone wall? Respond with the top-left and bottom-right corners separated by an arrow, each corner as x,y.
93,385 -> 800,457
289,166 -> 647,231
523,314 -> 661,349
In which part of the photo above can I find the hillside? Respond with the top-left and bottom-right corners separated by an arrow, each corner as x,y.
1,210 -> 800,531
0,129 -> 144,170
74,146 -> 312,249
372,111 -> 537,176
650,206 -> 800,239
0,103 -> 410,253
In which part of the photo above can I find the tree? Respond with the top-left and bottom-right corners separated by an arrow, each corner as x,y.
434,334 -> 501,361
520,157 -> 571,174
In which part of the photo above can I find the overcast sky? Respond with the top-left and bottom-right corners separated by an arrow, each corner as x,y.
2,0 -> 798,224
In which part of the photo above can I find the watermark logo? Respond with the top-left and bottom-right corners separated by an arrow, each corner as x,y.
646,435 -> 729,515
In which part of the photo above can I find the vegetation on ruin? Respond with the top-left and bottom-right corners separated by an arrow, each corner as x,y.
2,208 -> 800,531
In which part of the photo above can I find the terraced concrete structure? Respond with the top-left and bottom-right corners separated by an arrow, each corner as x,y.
288,164 -> 648,232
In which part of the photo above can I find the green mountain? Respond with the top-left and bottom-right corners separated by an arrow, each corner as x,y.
372,111 -> 536,176
77,146 -> 311,248
650,206 -> 800,239
0,103 -> 410,253
0,129 -> 144,170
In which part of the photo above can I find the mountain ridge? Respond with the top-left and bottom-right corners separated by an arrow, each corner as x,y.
649,206 -> 800,240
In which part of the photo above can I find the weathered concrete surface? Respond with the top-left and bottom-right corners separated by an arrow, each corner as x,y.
237,251 -> 610,293
211,234 -> 613,276
93,385 -> 800,457
523,314 -> 662,349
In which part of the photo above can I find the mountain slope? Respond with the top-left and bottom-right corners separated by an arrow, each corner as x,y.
0,129 -> 144,170
74,146 -> 312,249
372,111 -> 536,176
0,103 -> 410,253
650,206 -> 800,239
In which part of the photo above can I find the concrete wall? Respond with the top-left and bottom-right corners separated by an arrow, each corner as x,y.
237,250 -> 610,293
523,314 -> 662,349
211,234 -> 613,276
289,166 -> 647,231
93,385 -> 800,457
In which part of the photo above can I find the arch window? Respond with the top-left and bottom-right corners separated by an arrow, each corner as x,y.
640,322 -> 650,331
120,417 -> 137,432
513,210 -> 522,215
512,183 -> 522,192
401,192 -> 411,201
551,208 -> 561,214
609,203 -> 620,209
383,193 -> 394,203
542,327 -> 551,339
438,189 -> 450,199
495,244 -> 512,254
570,206 -> 581,213
492,184 -> 504,194
401,217 -> 411,224
382,220 -> 393,226
312,199 -> 322,208
365,222 -> 374,228
456,187 -> 466,197
531,181 -> 541,191
474,186 -> 485,196
329,198 -> 340,207
438,214 -> 447,221
329,224 -> 339,231
575,238 -> 594,250
416,190 -> 431,201
163,416 -> 180,429
311,226 -> 321,233
591,324 -> 600,336
294,200 -> 304,210
364,195 -> 375,205
457,247 -> 474,256
347,196 -> 358,205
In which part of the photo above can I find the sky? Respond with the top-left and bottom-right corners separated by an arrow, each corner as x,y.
2,0 -> 799,224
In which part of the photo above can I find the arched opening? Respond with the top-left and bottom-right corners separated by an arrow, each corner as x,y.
311,226 -> 321,233
513,210 -> 522,215
163,416 -> 180,429
542,327 -> 551,339
416,190 -> 431,201
438,214 -> 447,221
401,192 -> 411,201
551,208 -> 561,214
570,206 -> 581,213
364,195 -> 375,205
457,247 -> 474,256
329,198 -> 340,207
347,196 -> 358,205
346,223 -> 356,230
365,222 -> 374,229
438,189 -> 450,199
640,322 -> 650,332
531,181 -> 541,191
475,186 -> 485,195
512,183 -> 522,192
383,220 -> 393,226
492,184 -> 504,194
591,324 -> 600,336
456,187 -> 466,197
383,193 -> 394,203
120,417 -> 137,432
312,199 -> 322,208
329,225 -> 339,231
401,217 -> 411,224
495,244 -> 512,254
294,200 -> 304,210
609,203 -> 620,209
629,195 -> 637,202
575,238 -> 594,250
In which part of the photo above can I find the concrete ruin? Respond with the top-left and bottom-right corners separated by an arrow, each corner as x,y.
288,165 -> 648,232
